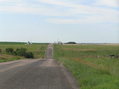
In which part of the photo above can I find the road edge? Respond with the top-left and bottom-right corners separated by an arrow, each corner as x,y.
55,60 -> 79,89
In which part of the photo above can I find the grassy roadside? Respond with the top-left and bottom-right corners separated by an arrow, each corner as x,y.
0,54 -> 22,62
0,42 -> 48,62
54,44 -> 119,89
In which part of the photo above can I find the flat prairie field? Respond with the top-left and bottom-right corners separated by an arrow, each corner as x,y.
54,44 -> 119,89
0,42 -> 48,62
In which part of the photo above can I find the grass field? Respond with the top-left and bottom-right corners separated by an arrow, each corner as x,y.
54,44 -> 119,89
0,42 -> 48,62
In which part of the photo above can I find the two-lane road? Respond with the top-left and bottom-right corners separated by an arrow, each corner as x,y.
0,44 -> 78,89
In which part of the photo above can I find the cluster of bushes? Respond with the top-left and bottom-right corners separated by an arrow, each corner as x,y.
0,49 -> 2,53
5,48 -> 34,58
108,54 -> 119,58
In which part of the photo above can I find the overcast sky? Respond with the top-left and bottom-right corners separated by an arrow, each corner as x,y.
0,0 -> 119,43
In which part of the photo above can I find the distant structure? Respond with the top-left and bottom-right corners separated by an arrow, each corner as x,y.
25,41 -> 32,45
58,41 -> 63,45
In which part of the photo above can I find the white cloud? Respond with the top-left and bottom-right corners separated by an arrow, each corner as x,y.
38,0 -> 91,9
0,5 -> 74,16
38,0 -> 119,15
0,0 -> 119,24
42,0 -> 119,24
38,0 -> 119,8
38,0 -> 119,24
47,14 -> 119,24
0,0 -> 22,3
94,0 -> 119,7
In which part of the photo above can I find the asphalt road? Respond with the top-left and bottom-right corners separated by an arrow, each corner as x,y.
0,44 -> 78,89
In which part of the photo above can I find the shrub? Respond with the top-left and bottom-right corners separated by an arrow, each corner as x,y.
15,48 -> 27,56
24,52 -> 34,58
6,48 -> 14,54
0,49 -> 2,53
5,47 -> 34,59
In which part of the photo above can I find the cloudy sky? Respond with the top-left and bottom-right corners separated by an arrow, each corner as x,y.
0,0 -> 119,43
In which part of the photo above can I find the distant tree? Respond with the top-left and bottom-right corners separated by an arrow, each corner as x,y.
66,42 -> 77,44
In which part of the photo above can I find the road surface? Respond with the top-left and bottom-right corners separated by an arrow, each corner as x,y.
0,44 -> 78,89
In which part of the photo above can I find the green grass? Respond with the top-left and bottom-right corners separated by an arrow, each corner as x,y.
0,42 -> 48,62
54,44 -> 119,89
0,56 -> 21,62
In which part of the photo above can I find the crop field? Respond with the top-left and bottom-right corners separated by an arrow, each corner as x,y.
0,42 -> 48,62
54,44 -> 119,89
